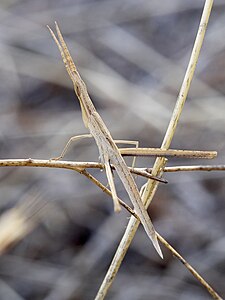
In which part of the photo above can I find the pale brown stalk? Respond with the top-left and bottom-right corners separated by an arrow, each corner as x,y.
95,1 -> 220,300
2,158 -> 225,176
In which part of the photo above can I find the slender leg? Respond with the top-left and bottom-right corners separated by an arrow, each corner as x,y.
104,155 -> 121,213
115,140 -> 139,168
50,133 -> 93,160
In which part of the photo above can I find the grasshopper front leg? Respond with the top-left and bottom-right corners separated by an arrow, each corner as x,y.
50,136 -> 138,162
50,133 -> 92,160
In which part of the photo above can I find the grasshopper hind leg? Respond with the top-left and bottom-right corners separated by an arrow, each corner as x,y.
115,139 -> 139,168
104,155 -> 121,213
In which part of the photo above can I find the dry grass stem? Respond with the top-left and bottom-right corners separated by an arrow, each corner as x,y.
0,158 -> 167,183
1,158 -> 225,175
95,1 -> 217,299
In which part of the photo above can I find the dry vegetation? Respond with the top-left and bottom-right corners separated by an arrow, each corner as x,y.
0,0 -> 224,299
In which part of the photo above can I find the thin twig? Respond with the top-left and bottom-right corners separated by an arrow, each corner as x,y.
0,158 -> 167,183
95,1 -> 220,300
156,234 -> 223,300
1,158 -> 225,175
79,169 -> 139,218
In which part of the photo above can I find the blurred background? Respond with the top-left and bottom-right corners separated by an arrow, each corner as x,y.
0,0 -> 224,299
